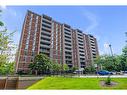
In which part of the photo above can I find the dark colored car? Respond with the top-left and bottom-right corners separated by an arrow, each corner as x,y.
124,71 -> 127,73
97,70 -> 113,75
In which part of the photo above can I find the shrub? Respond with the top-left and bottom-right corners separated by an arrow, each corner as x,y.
105,76 -> 111,85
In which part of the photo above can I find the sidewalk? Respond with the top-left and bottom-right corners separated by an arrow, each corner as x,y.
74,75 -> 127,78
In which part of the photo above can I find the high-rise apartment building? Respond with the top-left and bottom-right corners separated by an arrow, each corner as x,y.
15,10 -> 99,73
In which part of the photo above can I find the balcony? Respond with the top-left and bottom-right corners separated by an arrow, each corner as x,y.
64,31 -> 71,36
65,42 -> 72,46
65,39 -> 71,43
42,26 -> 51,31
78,36 -> 83,40
42,15 -> 52,21
40,48 -> 50,53
41,30 -> 51,36
40,45 -> 50,49
65,35 -> 71,39
42,20 -> 52,25
41,36 -> 50,41
42,22 -> 51,28
79,46 -> 84,50
41,39 -> 50,44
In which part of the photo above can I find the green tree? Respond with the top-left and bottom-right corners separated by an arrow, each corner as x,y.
0,62 -> 14,75
0,10 -> 16,75
84,65 -> 96,74
94,54 -> 127,72
122,46 -> 127,57
0,10 -> 4,26
94,55 -> 105,70
120,46 -> 127,71
63,64 -> 69,71
102,55 -> 116,71
51,62 -> 62,74
29,54 -> 53,75
71,66 -> 78,72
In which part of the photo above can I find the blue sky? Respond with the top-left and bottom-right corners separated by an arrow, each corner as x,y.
0,6 -> 127,55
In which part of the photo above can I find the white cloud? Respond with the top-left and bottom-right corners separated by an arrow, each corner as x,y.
0,5 -> 7,10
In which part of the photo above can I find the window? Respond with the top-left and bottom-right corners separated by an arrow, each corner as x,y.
31,58 -> 33,62
24,51 -> 27,55
26,39 -> 29,44
25,44 -> 29,50
23,56 -> 27,62
31,52 -> 35,56
32,47 -> 35,51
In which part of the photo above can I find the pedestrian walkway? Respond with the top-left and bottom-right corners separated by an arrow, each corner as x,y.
74,75 -> 127,78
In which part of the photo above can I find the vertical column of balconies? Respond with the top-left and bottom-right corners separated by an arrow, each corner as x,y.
63,24 -> 73,68
39,15 -> 52,57
88,34 -> 98,65
76,30 -> 86,68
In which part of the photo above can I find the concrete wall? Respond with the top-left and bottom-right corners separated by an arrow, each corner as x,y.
0,79 -> 6,89
17,77 -> 42,89
0,76 -> 42,89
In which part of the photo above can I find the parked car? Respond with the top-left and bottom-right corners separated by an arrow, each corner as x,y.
124,71 -> 127,73
111,71 -> 117,75
120,71 -> 127,75
97,70 -> 113,75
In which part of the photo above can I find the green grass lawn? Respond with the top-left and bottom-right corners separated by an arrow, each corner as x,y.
27,77 -> 127,90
